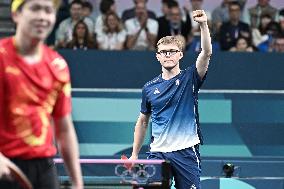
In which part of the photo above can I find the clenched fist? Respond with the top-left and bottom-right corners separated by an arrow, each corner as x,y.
192,10 -> 207,23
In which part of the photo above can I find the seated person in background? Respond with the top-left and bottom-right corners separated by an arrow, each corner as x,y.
66,20 -> 96,50
82,1 -> 94,20
125,1 -> 158,50
122,0 -> 156,22
189,0 -> 212,37
279,9 -> 284,35
211,0 -> 246,40
157,2 -> 192,44
55,0 -> 94,48
97,11 -> 126,50
248,0 -> 277,28
257,21 -> 281,52
157,0 -> 176,24
271,36 -> 284,52
251,14 -> 272,47
95,0 -> 117,36
219,2 -> 251,51
229,36 -> 254,52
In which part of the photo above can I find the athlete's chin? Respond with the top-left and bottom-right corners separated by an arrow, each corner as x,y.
29,33 -> 48,41
163,65 -> 177,70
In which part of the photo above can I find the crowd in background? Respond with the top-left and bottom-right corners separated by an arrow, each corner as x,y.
46,0 -> 284,52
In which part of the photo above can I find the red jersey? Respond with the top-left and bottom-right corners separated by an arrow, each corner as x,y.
0,38 -> 72,159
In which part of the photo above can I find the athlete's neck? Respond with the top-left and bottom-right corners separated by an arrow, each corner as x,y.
161,67 -> 181,80
14,32 -> 43,56
14,33 -> 43,64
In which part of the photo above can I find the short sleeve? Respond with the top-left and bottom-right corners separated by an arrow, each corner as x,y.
193,64 -> 207,91
140,87 -> 151,114
52,81 -> 72,119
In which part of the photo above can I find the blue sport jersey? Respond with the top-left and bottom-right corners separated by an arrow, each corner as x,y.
140,64 -> 206,152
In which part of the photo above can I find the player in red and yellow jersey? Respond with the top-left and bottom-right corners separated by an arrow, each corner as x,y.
0,0 -> 83,188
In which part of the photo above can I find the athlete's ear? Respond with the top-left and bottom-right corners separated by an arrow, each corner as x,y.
156,53 -> 160,62
179,52 -> 183,59
11,11 -> 20,24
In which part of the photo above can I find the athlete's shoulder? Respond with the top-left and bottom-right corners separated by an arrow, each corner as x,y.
143,75 -> 161,89
0,37 -> 13,55
43,45 -> 70,83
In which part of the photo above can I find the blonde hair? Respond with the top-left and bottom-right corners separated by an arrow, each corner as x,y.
156,35 -> 186,51
103,11 -> 124,33
11,0 -> 61,12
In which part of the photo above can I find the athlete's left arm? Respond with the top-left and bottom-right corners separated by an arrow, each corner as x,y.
54,115 -> 83,189
193,10 -> 212,79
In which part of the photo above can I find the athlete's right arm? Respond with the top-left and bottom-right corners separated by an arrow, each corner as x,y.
130,113 -> 150,160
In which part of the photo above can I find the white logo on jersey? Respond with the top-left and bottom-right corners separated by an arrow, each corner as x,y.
154,88 -> 160,94
175,79 -> 180,86
190,184 -> 197,189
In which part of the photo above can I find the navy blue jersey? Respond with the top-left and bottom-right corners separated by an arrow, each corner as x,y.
141,64 -> 206,152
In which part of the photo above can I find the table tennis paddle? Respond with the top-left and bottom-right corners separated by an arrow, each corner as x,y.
121,154 -> 133,170
6,160 -> 33,189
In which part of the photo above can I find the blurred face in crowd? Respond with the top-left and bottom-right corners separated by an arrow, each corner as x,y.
13,0 -> 56,41
260,15 -> 272,28
279,18 -> 284,30
274,38 -> 284,52
107,14 -> 119,32
258,0 -> 270,7
110,3 -> 116,12
190,0 -> 203,10
236,38 -> 248,51
169,6 -> 182,24
75,22 -> 87,39
135,2 -> 147,19
161,2 -> 169,15
134,0 -> 147,5
229,4 -> 241,22
70,3 -> 82,20
82,7 -> 92,17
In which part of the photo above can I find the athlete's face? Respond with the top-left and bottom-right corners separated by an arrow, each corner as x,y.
13,0 -> 56,41
156,44 -> 183,70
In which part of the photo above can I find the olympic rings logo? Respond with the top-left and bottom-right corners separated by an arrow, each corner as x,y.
115,164 -> 156,183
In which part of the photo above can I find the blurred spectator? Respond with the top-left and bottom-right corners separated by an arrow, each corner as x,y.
212,0 -> 247,39
95,0 -> 117,36
157,0 -> 179,41
271,36 -> 284,52
219,2 -> 251,50
248,0 -> 277,28
97,11 -> 127,50
46,0 -> 70,46
56,0 -> 95,48
122,0 -> 156,22
158,0 -> 177,23
279,9 -> 284,36
189,0 -> 212,36
157,2 -> 192,43
82,1 -> 94,19
229,36 -> 254,52
211,0 -> 232,39
251,14 -> 272,47
257,21 -> 281,52
125,1 -> 158,50
66,20 -> 96,50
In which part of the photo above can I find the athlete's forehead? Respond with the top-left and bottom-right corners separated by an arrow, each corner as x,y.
157,44 -> 180,52
12,0 -> 59,12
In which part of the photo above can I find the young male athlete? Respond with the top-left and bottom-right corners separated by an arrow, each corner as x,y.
0,0 -> 83,188
130,10 -> 212,189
